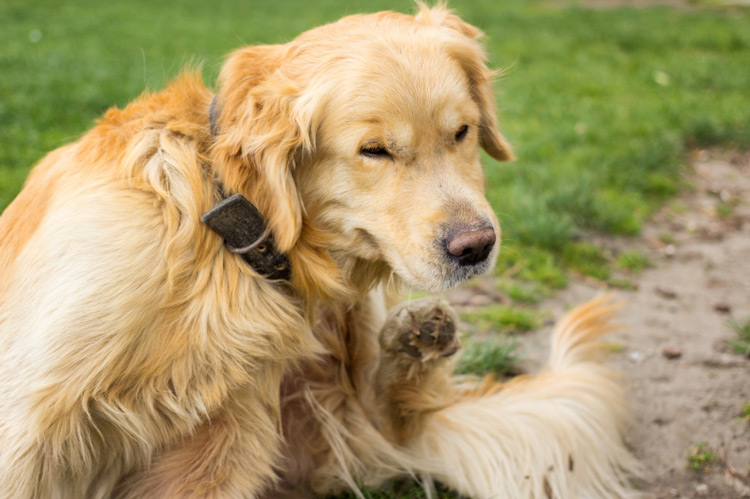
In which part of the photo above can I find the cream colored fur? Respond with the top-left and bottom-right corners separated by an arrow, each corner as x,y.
276,295 -> 641,499
0,4 -> 638,498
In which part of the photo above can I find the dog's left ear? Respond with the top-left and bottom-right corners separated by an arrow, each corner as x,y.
415,4 -> 515,162
211,44 -> 314,252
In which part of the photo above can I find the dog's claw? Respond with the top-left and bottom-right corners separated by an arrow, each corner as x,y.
418,322 -> 437,345
398,345 -> 423,358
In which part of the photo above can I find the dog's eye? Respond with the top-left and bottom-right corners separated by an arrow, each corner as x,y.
455,125 -> 469,142
359,144 -> 392,159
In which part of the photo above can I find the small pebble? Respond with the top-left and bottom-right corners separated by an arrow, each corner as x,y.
695,483 -> 709,496
662,347 -> 682,360
656,287 -> 677,299
713,302 -> 731,314
628,351 -> 644,364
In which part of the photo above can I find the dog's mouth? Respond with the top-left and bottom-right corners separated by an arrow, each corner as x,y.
390,250 -> 497,291
438,249 -> 498,289
378,220 -> 500,291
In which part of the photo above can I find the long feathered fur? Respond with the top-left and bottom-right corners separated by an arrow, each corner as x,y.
0,4 -> 637,497
275,296 -> 640,498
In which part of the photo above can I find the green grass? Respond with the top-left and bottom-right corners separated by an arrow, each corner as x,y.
658,232 -> 675,245
483,3 -> 750,248
2,0 -> 750,242
562,242 -> 612,280
687,442 -> 717,473
456,335 -> 520,377
607,277 -> 638,291
461,304 -> 541,333
615,250 -> 652,274
495,244 -> 569,289
728,318 -> 750,356
740,401 -> 750,423
497,278 -> 546,304
716,202 -> 733,218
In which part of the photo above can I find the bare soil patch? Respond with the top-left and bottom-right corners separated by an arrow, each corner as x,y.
536,151 -> 750,497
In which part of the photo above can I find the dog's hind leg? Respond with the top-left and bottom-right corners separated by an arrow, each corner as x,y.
114,377 -> 285,499
284,297 -> 639,498
400,296 -> 642,498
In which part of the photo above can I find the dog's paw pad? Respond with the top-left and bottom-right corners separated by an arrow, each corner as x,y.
384,299 -> 460,360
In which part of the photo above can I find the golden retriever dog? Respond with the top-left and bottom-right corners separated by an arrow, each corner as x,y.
0,4 -> 639,498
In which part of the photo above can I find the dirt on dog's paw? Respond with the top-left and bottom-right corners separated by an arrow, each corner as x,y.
381,298 -> 461,361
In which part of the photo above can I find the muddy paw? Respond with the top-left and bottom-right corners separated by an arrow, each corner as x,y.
382,298 -> 461,361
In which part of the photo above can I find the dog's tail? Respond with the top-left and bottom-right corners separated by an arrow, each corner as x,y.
546,294 -> 622,371
406,295 -> 641,498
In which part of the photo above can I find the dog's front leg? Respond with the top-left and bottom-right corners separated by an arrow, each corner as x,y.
374,297 -> 461,444
114,370 -> 285,499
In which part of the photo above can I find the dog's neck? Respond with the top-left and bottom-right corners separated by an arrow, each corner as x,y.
203,95 -> 293,283
205,94 -> 397,303
201,193 -> 291,281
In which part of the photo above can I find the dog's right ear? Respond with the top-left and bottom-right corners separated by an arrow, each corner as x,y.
211,45 -> 311,252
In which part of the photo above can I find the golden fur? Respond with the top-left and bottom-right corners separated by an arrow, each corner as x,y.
0,5 -> 639,497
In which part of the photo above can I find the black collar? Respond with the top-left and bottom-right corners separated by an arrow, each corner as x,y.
201,96 -> 292,281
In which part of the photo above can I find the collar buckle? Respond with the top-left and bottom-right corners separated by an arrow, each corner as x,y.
201,193 -> 291,281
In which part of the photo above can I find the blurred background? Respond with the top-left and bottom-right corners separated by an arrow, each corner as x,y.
1,0 -> 749,283
2,0 -> 750,496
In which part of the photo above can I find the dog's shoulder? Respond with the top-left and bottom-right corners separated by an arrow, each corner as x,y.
0,73 -> 217,285
98,73 -> 212,145
86,73 -> 214,182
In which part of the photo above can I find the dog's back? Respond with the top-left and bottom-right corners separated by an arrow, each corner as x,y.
0,74 -> 315,497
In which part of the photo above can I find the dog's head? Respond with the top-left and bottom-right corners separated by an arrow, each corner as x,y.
212,5 -> 513,293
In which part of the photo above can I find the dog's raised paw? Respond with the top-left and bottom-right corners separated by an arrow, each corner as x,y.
383,298 -> 460,361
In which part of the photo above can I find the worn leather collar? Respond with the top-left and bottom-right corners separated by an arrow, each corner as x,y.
201,95 -> 292,281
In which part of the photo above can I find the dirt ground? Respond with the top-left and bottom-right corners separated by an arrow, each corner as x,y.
450,151 -> 750,498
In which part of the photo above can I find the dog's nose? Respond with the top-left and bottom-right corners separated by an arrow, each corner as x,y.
444,223 -> 496,266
